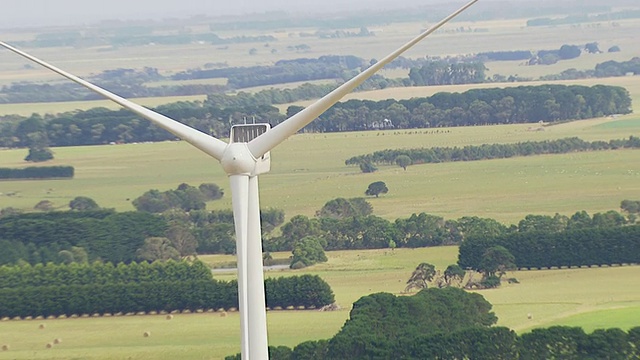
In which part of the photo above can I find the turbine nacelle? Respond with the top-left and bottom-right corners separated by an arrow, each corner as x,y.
222,124 -> 272,176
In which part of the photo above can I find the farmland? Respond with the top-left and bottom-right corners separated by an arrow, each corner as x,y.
1,3 -> 640,359
0,247 -> 639,359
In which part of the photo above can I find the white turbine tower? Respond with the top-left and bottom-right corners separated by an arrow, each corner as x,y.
1,1 -> 477,358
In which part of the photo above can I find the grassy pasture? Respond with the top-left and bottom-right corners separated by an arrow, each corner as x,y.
1,247 -> 639,359
2,115 -> 640,224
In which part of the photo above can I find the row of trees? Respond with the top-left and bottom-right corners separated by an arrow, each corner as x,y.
0,210 -> 167,265
267,208 -> 635,253
0,84 -> 630,149
346,136 -> 640,171
132,183 -> 224,213
458,224 -> 640,270
0,274 -> 334,318
0,260 -> 211,289
0,166 -> 74,179
541,57 -> 640,81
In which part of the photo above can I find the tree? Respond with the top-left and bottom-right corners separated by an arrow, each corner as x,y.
359,160 -> 377,173
479,246 -> 516,280
365,181 -> 388,198
444,264 -> 466,286
290,236 -> 327,269
316,197 -> 372,219
25,147 -> 54,162
69,196 -> 100,211
33,200 -> 54,211
394,155 -> 412,170
584,42 -> 601,54
198,183 -> 224,200
608,45 -> 621,53
405,262 -> 436,292
166,222 -> 198,258
136,237 -> 180,262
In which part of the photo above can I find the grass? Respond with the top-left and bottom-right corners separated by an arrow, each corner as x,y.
1,12 -> 640,360
2,115 -> 640,224
1,247 -> 639,359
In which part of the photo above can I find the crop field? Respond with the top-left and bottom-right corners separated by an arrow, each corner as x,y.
1,247 -> 639,359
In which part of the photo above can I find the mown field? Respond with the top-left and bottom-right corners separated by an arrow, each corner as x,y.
1,247 -> 639,359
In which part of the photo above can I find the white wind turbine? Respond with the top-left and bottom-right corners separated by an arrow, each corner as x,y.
1,1 -> 477,358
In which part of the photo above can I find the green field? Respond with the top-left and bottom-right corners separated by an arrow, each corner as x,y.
1,247 -> 639,359
2,115 -> 640,224
1,10 -> 640,360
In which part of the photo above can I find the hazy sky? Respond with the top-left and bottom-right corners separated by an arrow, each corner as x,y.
1,0 -> 448,28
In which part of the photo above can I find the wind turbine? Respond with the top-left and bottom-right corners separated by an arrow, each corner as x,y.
1,1 -> 477,358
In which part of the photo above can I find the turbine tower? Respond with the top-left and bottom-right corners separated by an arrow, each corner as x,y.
1,1 -> 477,358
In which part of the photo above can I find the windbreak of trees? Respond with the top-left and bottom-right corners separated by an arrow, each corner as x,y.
458,224 -> 640,270
0,166 -> 74,179
541,57 -> 640,81
346,136 -> 640,170
0,210 -> 167,265
408,62 -> 486,86
0,260 -> 211,289
0,84 -> 630,148
267,209 -> 634,253
306,84 -> 631,132
0,263 -> 334,318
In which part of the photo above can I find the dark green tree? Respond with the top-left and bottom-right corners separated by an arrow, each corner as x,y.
69,196 -> 100,211
394,154 -> 412,170
479,246 -> 516,280
136,237 -> 180,262
405,262 -> 436,292
365,181 -> 388,198
290,236 -> 327,269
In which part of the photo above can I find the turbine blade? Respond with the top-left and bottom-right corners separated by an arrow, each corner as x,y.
0,41 -> 227,160
247,0 -> 478,158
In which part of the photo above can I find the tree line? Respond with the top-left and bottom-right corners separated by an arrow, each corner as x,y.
345,136 -> 640,171
0,83 -> 631,149
458,223 -> 640,271
0,271 -> 334,318
0,210 -> 167,266
0,166 -> 74,179
1,194 -> 636,265
266,207 -> 635,253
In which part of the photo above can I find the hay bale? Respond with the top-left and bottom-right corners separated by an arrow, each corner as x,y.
70,314 -> 79,318
1,344 -> 9,351
219,312 -> 227,318
47,315 -> 56,320
1,317 -> 9,321
35,316 -> 44,320
58,315 -> 67,319
46,343 -> 53,349
196,309 -> 204,313
527,313 -> 533,320
24,316 -> 33,320
103,313 -> 112,317
92,313 -> 101,317
39,323 -> 46,329
182,309 -> 191,314
143,331 -> 151,338
136,311 -> 146,316
53,338 -> 62,345
166,315 -> 174,320
149,311 -> 158,315
80,314 -> 89,318
228,307 -> 237,312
